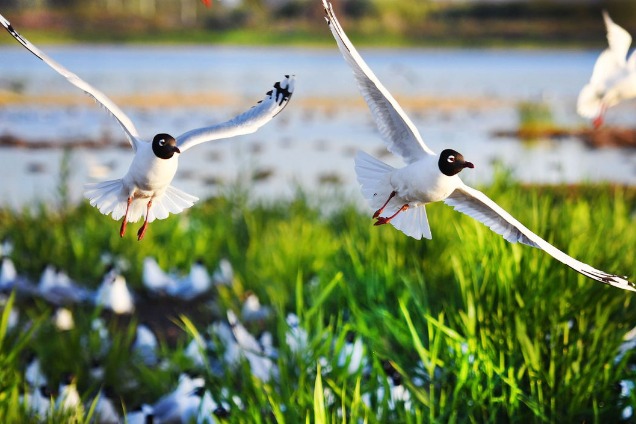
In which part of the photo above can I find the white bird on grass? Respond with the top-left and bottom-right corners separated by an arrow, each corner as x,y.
95,268 -> 135,314
125,404 -> 154,424
23,385 -> 52,418
25,356 -> 48,388
38,265 -> 89,305
578,11 -> 636,128
0,13 -> 294,240
56,374 -> 82,412
133,324 -> 159,366
152,373 -> 206,422
168,260 -> 211,300
0,256 -> 17,291
323,0 -> 634,292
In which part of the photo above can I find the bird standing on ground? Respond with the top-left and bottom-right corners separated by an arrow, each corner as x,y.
323,0 -> 634,291
577,11 -> 636,128
0,13 -> 294,240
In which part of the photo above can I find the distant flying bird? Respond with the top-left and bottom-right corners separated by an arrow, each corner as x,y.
323,0 -> 635,291
0,14 -> 294,240
578,11 -> 636,128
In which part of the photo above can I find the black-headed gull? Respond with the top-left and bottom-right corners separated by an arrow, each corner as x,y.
323,1 -> 634,292
578,11 -> 636,128
0,13 -> 294,240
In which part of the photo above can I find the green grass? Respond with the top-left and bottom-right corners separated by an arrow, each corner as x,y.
1,177 -> 635,422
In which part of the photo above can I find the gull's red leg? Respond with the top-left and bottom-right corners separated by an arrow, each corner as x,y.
374,204 -> 409,226
373,191 -> 397,219
120,197 -> 132,238
593,104 -> 606,129
137,199 -> 153,241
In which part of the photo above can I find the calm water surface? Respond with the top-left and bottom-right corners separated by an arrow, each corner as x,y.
0,45 -> 635,207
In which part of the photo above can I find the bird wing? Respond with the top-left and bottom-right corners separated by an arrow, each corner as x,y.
322,0 -> 434,164
444,183 -> 635,292
603,11 -> 632,63
175,75 -> 294,153
0,13 -> 140,151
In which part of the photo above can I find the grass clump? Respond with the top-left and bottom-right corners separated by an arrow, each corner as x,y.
0,177 -> 635,422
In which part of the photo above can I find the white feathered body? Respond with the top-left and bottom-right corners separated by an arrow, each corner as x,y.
578,53 -> 636,119
355,151 -> 459,240
577,12 -> 636,121
85,141 -> 198,224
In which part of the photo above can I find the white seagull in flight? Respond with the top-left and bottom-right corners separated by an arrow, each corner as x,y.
0,13 -> 294,240
322,0 -> 634,291
577,11 -> 636,128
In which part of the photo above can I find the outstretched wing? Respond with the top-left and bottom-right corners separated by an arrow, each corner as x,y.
322,0 -> 434,164
175,75 -> 294,153
444,183 -> 635,292
0,13 -> 140,150
603,10 -> 632,63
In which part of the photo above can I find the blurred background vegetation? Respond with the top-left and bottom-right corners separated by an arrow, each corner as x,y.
1,0 -> 636,46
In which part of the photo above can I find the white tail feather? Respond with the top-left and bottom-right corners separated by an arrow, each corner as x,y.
354,151 -> 432,240
577,83 -> 602,119
84,180 -> 198,223
389,205 -> 432,240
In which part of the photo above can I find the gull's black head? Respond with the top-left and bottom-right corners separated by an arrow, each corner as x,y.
438,149 -> 474,177
152,133 -> 180,160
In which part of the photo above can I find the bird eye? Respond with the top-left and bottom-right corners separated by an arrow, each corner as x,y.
159,139 -> 166,146
447,155 -> 455,163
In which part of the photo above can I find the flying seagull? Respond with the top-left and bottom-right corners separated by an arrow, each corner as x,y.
0,13 -> 294,240
322,0 -> 634,291
578,11 -> 636,128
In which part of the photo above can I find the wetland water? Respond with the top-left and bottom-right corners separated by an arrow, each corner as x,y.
0,45 -> 635,207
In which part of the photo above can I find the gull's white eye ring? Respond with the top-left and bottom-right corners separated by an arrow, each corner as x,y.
447,155 -> 455,163
159,139 -> 166,146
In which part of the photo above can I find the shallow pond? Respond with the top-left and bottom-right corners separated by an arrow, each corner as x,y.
1,45 -> 635,208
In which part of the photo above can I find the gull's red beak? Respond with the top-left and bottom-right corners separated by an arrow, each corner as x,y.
464,161 -> 474,169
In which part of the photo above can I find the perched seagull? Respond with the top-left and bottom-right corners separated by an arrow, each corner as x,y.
92,389 -> 121,424
125,404 -> 154,424
25,356 -> 48,388
94,268 -> 135,314
151,373 -> 205,421
323,1 -> 635,292
133,324 -> 159,366
38,265 -> 88,305
168,260 -> 211,300
211,258 -> 234,286
577,11 -> 636,128
0,14 -> 294,240
226,310 -> 277,382
142,257 -> 177,295
337,332 -> 367,375
285,313 -> 308,354
241,292 -> 271,322
56,373 -> 82,412
53,307 -> 75,331
0,256 -> 17,291
23,385 -> 52,418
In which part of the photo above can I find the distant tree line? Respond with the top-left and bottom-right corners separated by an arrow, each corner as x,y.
0,0 -> 634,46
